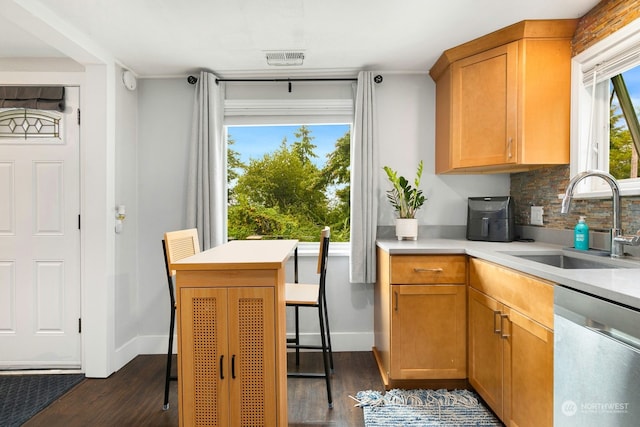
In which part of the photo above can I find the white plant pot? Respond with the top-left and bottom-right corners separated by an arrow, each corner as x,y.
395,218 -> 418,241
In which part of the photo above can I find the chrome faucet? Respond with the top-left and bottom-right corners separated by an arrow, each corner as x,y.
561,170 -> 640,258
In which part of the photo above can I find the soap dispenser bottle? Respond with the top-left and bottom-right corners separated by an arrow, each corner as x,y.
574,216 -> 589,250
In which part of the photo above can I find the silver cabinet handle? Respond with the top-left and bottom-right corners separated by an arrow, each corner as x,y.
507,137 -> 513,159
585,318 -> 640,353
493,310 -> 502,334
500,313 -> 510,339
413,267 -> 443,273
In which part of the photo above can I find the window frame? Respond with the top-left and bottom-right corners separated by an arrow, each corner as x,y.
570,18 -> 640,197
223,97 -> 354,248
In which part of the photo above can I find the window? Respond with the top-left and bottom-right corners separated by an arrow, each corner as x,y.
222,81 -> 355,243
226,123 -> 351,242
571,20 -> 640,196
609,71 -> 640,180
0,109 -> 61,142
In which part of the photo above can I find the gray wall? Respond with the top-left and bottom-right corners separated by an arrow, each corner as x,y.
114,65 -> 139,353
136,78 -> 193,352
132,73 -> 510,353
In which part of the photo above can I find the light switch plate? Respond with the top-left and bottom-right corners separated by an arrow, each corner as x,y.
531,206 -> 544,226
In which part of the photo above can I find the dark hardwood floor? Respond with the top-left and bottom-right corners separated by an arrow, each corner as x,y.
24,351 -> 383,427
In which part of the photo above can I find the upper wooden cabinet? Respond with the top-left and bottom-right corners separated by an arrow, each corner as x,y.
429,20 -> 578,174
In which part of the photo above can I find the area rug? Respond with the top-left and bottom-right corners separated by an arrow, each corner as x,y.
0,373 -> 85,427
353,388 -> 503,426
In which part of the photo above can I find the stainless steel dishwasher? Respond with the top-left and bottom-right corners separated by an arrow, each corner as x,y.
555,285 -> 640,426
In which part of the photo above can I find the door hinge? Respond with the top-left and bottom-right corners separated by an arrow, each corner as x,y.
78,214 -> 81,230
78,318 -> 82,333
77,108 -> 81,125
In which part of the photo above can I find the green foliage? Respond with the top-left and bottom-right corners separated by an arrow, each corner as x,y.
319,132 -> 351,238
383,160 -> 426,219
227,137 -> 244,203
227,194 -> 319,241
292,125 -> 318,165
227,137 -> 244,183
609,103 -> 638,180
227,126 -> 351,242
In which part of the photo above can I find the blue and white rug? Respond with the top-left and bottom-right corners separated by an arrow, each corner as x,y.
353,389 -> 503,426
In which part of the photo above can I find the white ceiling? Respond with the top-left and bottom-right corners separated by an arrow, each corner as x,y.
0,0 -> 599,78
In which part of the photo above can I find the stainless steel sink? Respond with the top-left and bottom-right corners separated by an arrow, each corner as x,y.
512,253 -> 625,269
500,250 -> 639,269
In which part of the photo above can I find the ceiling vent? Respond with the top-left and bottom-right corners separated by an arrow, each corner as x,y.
265,51 -> 305,66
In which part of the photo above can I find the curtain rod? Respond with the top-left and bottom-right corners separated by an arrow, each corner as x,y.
187,75 -> 383,85
215,77 -> 357,83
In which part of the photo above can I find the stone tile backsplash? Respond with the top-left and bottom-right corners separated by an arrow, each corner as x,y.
572,0 -> 640,56
510,165 -> 640,234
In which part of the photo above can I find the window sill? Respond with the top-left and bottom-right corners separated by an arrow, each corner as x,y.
296,241 -> 350,257
557,186 -> 640,199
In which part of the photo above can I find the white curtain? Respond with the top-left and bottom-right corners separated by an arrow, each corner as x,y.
349,71 -> 378,284
186,71 -> 227,250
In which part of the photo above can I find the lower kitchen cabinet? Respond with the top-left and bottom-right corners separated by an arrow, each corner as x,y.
468,258 -> 554,427
468,288 -> 503,415
507,305 -> 553,427
390,284 -> 467,380
179,286 -> 277,426
374,248 -> 467,389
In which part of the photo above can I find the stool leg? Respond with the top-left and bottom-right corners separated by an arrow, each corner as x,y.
322,295 -> 334,372
163,306 -> 175,410
294,305 -> 300,366
318,304 -> 333,408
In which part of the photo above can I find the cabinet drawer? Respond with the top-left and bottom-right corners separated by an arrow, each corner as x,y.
469,258 -> 554,329
390,255 -> 466,284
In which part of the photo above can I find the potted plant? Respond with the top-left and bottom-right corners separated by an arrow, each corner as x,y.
383,160 -> 426,240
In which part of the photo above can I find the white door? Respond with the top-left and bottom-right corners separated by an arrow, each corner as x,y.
0,87 -> 81,369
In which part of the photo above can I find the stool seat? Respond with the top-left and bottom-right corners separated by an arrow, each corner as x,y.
285,282 -> 320,305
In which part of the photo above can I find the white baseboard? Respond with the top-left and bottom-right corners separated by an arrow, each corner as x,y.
136,334 -> 177,355
113,336 -> 140,372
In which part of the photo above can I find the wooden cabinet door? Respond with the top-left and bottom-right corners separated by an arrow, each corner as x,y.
468,287 -> 504,420
179,287 -> 230,427
180,287 -> 278,427
451,42 -> 518,169
390,284 -> 467,379
228,287 -> 277,427
504,307 -> 554,427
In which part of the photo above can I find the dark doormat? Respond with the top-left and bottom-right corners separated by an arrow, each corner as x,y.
0,374 -> 85,427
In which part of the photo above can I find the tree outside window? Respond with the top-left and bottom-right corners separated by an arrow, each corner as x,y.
227,124 -> 350,242
609,69 -> 640,180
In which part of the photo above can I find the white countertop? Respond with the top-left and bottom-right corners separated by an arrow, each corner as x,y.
173,239 -> 298,270
377,238 -> 640,310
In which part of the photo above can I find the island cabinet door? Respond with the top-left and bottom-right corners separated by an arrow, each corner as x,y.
179,286 -> 277,427
227,287 -> 277,427
179,287 -> 230,426
389,284 -> 467,379
468,287 -> 505,420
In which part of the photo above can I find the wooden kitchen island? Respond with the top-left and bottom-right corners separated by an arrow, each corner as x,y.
172,239 -> 297,427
